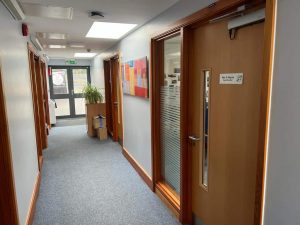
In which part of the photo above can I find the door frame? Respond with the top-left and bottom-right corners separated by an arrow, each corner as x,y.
103,54 -> 124,144
41,61 -> 50,128
28,46 -> 43,169
150,0 -> 275,224
0,63 -> 20,225
104,60 -> 113,137
28,44 -> 48,166
48,65 -> 91,119
110,56 -> 119,142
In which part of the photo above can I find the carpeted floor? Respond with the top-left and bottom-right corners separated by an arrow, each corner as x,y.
54,117 -> 86,127
33,125 -> 180,225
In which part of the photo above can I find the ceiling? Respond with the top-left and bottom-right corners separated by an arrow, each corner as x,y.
20,0 -> 179,59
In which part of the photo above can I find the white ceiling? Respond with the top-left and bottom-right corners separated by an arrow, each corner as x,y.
20,0 -> 179,59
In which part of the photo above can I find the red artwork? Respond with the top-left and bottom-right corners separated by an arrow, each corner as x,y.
122,57 -> 148,98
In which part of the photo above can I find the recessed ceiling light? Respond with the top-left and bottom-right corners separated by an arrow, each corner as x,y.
36,32 -> 68,40
74,53 -> 97,58
86,22 -> 137,39
22,3 -> 73,20
48,45 -> 66,49
69,44 -> 85,48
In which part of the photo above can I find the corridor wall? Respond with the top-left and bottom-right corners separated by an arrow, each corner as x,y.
0,2 -> 39,225
264,0 -> 300,224
92,0 -> 214,177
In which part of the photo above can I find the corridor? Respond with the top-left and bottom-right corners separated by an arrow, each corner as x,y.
2,0 -> 295,225
33,125 -> 179,225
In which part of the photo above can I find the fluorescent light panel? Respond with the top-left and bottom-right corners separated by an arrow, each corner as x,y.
69,44 -> 85,48
37,32 -> 68,40
74,53 -> 97,58
86,22 -> 137,39
48,45 -> 66,49
22,3 -> 73,20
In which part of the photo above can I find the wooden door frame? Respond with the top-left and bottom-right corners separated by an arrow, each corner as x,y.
28,44 -> 44,170
116,56 -> 124,145
41,62 -> 50,129
34,57 -> 47,149
104,60 -> 113,137
150,0 -> 275,224
151,30 -> 183,219
104,54 -> 124,144
110,56 -> 119,142
0,63 -> 20,225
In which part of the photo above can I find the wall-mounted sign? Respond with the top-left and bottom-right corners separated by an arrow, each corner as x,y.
65,59 -> 77,65
219,73 -> 243,85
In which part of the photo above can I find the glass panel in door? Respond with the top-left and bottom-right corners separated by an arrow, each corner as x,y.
160,35 -> 181,196
55,99 -> 70,116
49,66 -> 90,118
74,98 -> 86,115
50,68 -> 71,117
72,68 -> 88,94
71,68 -> 89,116
52,69 -> 69,94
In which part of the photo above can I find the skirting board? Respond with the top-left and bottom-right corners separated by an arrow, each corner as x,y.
25,159 -> 42,225
122,147 -> 154,191
156,186 -> 180,220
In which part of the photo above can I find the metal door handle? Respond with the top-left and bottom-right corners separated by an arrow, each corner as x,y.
113,102 -> 118,105
188,135 -> 201,142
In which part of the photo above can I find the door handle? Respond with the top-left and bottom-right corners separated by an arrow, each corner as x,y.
188,135 -> 201,142
113,102 -> 118,105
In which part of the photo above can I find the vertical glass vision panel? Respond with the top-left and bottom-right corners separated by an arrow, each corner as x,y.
202,71 -> 210,188
160,35 -> 181,195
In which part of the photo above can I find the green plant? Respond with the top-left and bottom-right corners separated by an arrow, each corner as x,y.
82,84 -> 103,104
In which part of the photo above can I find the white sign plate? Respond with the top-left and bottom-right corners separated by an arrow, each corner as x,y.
219,73 -> 243,85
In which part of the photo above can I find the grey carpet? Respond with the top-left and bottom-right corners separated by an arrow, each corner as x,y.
54,118 -> 86,127
33,125 -> 180,225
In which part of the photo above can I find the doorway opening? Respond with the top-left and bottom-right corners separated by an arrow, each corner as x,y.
103,55 -> 124,145
48,66 -> 91,119
28,45 -> 49,168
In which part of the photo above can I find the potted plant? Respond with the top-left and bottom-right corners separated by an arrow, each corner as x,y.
83,84 -> 106,137
83,84 -> 103,104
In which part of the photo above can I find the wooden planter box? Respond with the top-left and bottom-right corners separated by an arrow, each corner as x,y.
86,103 -> 106,137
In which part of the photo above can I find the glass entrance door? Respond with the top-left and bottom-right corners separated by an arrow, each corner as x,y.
49,66 -> 91,118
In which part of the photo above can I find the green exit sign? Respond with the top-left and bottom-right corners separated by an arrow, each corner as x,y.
65,59 -> 77,65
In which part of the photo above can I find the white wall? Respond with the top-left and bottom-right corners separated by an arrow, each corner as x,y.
263,0 -> 300,224
92,0 -> 214,176
91,55 -> 105,95
0,3 -> 39,225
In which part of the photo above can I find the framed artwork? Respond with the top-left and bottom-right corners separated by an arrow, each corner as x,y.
122,57 -> 149,98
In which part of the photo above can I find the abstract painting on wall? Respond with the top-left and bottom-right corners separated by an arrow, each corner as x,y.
122,57 -> 149,98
